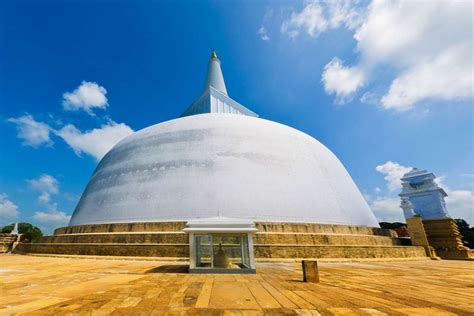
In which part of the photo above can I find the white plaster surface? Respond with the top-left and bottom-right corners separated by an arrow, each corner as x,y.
69,114 -> 379,227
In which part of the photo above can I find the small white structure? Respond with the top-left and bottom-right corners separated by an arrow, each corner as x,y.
399,168 -> 450,220
11,223 -> 19,235
183,217 -> 257,273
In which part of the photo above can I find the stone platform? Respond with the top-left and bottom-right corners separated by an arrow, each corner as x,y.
15,222 -> 427,260
422,218 -> 474,260
1,254 -> 473,315
0,233 -> 20,253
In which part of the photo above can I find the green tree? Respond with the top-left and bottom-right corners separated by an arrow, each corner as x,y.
455,219 -> 474,249
1,222 -> 43,243
379,222 -> 407,229
455,219 -> 469,231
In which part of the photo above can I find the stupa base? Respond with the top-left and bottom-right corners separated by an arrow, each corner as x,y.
15,221 -> 427,261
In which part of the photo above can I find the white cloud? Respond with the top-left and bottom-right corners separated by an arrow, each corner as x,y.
56,121 -> 134,161
281,2 -> 328,38
360,91 -> 379,106
326,0 -> 363,30
284,0 -> 473,109
446,190 -> 474,224
34,209 -> 71,224
435,176 -> 474,224
259,8 -> 273,41
281,1 -> 363,38
358,0 -> 472,109
27,174 -> 59,204
258,26 -> 270,41
0,194 -> 20,219
63,81 -> 108,115
368,196 -> 404,223
381,43 -> 473,110
7,114 -> 53,147
8,112 -> 133,162
375,161 -> 412,192
63,192 -> 79,202
26,175 -> 71,228
322,57 -> 365,103
433,175 -> 446,188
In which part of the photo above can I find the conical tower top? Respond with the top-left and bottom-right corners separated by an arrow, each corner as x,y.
204,51 -> 228,95
179,52 -> 258,118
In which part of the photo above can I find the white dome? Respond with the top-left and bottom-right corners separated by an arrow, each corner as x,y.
69,114 -> 379,227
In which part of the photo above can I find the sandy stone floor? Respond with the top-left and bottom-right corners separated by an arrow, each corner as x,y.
0,254 -> 473,315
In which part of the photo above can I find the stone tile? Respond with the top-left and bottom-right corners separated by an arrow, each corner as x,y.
0,254 -> 473,315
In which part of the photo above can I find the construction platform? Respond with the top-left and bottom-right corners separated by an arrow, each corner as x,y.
1,254 -> 473,315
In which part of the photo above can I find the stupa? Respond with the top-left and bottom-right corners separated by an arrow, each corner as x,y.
16,52 -> 426,263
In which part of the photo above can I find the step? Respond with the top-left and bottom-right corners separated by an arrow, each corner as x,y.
53,222 -> 397,237
0,238 -> 17,242
254,233 -> 403,246
256,222 -> 396,236
39,233 -> 188,244
0,246 -> 11,253
37,232 -> 402,246
254,245 -> 427,259
15,243 -> 189,257
54,222 -> 187,235
15,243 -> 426,260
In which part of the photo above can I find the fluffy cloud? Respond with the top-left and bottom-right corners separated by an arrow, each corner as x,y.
283,0 -> 473,110
27,174 -> 59,204
375,161 -> 412,192
356,1 -> 473,110
258,8 -> 273,41
381,44 -> 472,110
56,121 -> 134,161
322,58 -> 365,103
281,2 -> 328,38
446,190 -> 474,224
8,112 -> 133,162
34,209 -> 71,224
0,194 -> 20,219
368,196 -> 404,223
258,26 -> 270,41
326,0 -> 363,30
26,175 -> 71,228
7,114 -> 53,147
63,81 -> 108,115
281,0 -> 363,38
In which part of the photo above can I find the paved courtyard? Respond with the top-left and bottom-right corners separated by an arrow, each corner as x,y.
0,254 -> 473,315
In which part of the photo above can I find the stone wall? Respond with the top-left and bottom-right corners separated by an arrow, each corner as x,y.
422,218 -> 474,260
15,221 -> 427,260
1,234 -> 19,253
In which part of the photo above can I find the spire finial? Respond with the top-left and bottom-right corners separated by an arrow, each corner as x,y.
211,51 -> 217,59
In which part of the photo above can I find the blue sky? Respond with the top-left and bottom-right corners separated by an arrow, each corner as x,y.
1,0 -> 473,233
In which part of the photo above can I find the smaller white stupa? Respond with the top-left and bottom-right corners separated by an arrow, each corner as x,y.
11,222 -> 19,235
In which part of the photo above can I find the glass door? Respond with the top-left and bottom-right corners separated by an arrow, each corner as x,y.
195,235 -> 213,268
241,235 -> 250,268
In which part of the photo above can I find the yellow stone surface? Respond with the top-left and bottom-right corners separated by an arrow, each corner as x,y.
406,216 -> 433,257
1,254 -> 473,315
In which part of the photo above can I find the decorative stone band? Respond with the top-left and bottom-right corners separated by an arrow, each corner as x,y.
182,217 -> 258,233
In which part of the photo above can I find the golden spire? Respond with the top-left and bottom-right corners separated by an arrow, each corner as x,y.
211,51 -> 217,59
